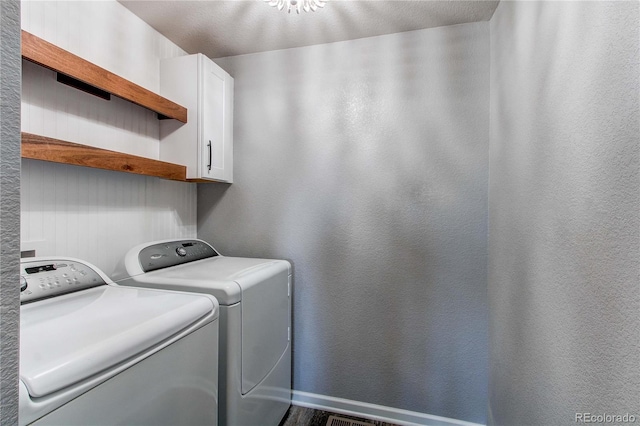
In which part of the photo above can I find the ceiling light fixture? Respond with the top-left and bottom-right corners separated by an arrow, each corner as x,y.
264,0 -> 327,14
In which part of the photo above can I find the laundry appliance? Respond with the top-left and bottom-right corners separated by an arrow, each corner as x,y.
19,257 -> 219,425
114,239 -> 291,426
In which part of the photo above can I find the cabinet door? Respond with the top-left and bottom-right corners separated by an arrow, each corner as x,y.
200,59 -> 227,181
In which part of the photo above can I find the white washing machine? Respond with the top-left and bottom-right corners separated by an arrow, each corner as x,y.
19,257 -> 219,426
113,239 -> 291,426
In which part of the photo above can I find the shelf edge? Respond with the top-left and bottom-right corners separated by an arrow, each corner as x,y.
21,133 -> 187,182
21,30 -> 188,123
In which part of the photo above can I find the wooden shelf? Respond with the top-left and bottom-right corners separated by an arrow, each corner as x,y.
22,133 -> 187,182
21,30 -> 188,123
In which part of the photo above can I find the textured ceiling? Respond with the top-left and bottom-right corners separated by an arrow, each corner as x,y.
118,0 -> 499,58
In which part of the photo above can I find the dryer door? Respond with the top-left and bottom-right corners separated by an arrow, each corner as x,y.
240,261 -> 290,394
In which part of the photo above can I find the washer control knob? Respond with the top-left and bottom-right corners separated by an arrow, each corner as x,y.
176,247 -> 187,257
20,276 -> 28,292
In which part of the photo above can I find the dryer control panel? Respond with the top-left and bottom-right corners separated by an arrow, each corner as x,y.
20,259 -> 106,303
139,240 -> 218,272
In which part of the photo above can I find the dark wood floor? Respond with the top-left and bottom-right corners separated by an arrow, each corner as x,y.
280,406 -> 399,426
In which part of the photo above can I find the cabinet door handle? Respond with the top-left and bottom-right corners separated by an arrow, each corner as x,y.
207,140 -> 212,171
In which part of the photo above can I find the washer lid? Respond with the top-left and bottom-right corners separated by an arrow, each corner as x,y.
129,257 -> 288,305
20,285 -> 215,398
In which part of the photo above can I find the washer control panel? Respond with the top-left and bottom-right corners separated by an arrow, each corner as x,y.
20,259 -> 106,303
139,240 -> 218,272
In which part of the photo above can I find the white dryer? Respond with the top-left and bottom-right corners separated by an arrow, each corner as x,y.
114,239 -> 291,426
19,257 -> 219,426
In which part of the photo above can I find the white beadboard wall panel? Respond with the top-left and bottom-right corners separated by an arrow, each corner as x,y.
20,0 -> 196,276
22,60 -> 160,157
21,0 -> 188,158
21,159 -> 197,275
21,0 -> 185,91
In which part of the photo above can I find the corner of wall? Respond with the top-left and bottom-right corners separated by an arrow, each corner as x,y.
0,0 -> 22,423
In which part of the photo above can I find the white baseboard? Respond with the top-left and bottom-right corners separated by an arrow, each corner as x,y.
291,391 -> 485,426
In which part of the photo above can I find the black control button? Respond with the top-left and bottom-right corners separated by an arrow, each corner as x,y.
20,276 -> 28,292
25,264 -> 57,274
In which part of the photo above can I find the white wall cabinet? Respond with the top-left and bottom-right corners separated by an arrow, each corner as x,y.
160,54 -> 233,183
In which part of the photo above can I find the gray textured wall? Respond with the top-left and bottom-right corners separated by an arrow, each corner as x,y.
0,0 -> 21,424
488,2 -> 640,425
199,23 -> 489,423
